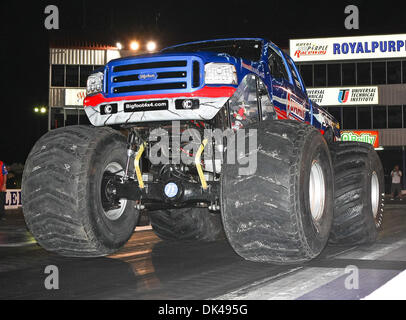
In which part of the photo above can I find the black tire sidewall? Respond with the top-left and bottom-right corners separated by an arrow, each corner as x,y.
299,132 -> 334,255
87,133 -> 138,250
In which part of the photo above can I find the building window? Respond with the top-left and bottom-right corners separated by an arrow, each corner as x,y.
372,62 -> 386,85
403,105 -> 406,128
79,65 -> 95,87
314,64 -> 326,86
327,106 -> 342,128
299,64 -> 313,87
79,113 -> 91,125
66,65 -> 80,87
373,106 -> 387,129
357,62 -> 371,85
327,63 -> 341,86
357,106 -> 372,129
403,62 -> 406,84
388,105 -> 403,128
93,65 -> 104,71
51,65 -> 65,87
342,63 -> 356,86
342,107 -> 357,129
387,61 -> 402,84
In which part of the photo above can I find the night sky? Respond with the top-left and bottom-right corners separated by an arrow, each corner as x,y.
1,0 -> 406,164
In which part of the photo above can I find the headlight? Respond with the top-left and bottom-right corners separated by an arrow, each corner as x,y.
204,63 -> 237,85
86,72 -> 104,95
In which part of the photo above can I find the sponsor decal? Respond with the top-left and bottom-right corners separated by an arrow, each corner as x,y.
286,92 -> 306,120
341,130 -> 379,148
124,100 -> 169,112
5,189 -> 22,210
138,72 -> 158,81
307,87 -> 378,106
293,42 -> 328,59
290,34 -> 406,62
65,88 -> 87,106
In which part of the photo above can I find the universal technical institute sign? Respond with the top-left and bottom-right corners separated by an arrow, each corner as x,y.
307,87 -> 378,106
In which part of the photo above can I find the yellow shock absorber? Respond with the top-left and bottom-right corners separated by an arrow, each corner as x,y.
134,142 -> 147,189
195,139 -> 208,190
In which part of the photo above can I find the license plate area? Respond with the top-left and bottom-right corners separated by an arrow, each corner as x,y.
124,100 -> 169,112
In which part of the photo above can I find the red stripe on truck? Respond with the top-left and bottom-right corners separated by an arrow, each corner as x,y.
84,86 -> 237,107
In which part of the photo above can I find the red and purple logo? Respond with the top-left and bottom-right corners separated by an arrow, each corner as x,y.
338,89 -> 350,103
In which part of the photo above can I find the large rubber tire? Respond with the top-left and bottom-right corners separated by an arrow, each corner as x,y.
329,142 -> 384,245
221,120 -> 334,264
22,125 -> 139,257
149,207 -> 225,241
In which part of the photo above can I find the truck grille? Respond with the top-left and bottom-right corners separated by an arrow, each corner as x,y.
107,56 -> 202,97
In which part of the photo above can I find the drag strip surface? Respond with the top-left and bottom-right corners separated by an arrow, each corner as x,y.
0,203 -> 405,299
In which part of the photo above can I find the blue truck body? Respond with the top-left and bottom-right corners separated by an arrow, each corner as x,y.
84,38 -> 340,139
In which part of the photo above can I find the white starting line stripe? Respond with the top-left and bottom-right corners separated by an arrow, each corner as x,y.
363,270 -> 406,300
135,225 -> 152,232
0,240 -> 36,248
215,238 -> 406,300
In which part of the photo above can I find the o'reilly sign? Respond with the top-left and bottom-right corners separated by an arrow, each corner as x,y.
340,130 -> 379,148
307,87 -> 378,106
290,34 -> 406,62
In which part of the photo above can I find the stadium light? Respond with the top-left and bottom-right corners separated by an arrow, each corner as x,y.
116,42 -> 123,50
34,106 -> 47,114
146,41 -> 157,52
130,41 -> 140,51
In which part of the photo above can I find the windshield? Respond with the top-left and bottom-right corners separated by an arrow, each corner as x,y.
162,39 -> 263,62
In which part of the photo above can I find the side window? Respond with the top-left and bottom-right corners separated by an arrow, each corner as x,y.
268,46 -> 289,80
257,79 -> 277,121
286,58 -> 304,92
229,75 -> 259,130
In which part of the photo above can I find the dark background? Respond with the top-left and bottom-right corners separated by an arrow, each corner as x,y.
1,0 -> 406,164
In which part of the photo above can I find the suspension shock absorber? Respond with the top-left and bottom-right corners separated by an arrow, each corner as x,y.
123,131 -> 137,181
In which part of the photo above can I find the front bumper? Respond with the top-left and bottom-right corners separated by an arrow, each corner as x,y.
83,86 -> 236,126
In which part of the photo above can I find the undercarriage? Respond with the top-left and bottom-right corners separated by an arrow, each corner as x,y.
102,118 -> 227,214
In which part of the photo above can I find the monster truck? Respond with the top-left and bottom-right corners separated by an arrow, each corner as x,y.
22,38 -> 384,263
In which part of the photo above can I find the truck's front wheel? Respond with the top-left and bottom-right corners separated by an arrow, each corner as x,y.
221,121 -> 334,263
22,125 -> 139,257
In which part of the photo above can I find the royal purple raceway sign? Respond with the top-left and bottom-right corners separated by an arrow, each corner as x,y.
290,34 -> 406,62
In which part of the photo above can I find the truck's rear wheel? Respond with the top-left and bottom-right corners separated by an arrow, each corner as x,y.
149,207 -> 224,241
329,142 -> 384,245
22,125 -> 139,257
221,120 -> 334,264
